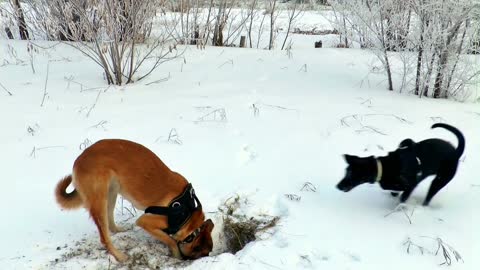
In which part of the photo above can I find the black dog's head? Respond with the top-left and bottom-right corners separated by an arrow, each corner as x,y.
337,154 -> 377,192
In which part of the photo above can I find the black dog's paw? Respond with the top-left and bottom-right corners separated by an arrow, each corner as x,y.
390,192 -> 399,197
399,139 -> 415,149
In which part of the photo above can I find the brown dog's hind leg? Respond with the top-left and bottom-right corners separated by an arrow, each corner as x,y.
107,183 -> 126,233
136,214 -> 181,258
91,207 -> 128,262
87,180 -> 128,262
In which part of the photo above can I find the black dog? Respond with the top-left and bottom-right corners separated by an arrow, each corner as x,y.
336,123 -> 465,206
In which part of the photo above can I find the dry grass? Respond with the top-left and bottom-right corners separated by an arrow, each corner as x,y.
219,195 -> 279,254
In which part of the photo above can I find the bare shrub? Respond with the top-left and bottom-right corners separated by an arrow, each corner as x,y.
27,0 -> 181,85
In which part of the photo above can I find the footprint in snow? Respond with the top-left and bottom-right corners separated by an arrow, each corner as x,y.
237,144 -> 257,165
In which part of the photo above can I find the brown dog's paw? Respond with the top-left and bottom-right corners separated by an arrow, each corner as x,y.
171,247 -> 183,259
113,252 -> 129,263
111,225 -> 130,234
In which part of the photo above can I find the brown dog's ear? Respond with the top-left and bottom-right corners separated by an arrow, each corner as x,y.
203,219 -> 214,232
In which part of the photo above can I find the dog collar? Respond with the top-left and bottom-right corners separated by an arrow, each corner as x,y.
415,156 -> 422,178
144,183 -> 202,235
375,159 -> 383,182
416,156 -> 421,166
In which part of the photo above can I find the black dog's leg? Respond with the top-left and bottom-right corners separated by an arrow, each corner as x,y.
390,192 -> 399,197
423,161 -> 458,206
400,185 -> 416,203
423,177 -> 452,206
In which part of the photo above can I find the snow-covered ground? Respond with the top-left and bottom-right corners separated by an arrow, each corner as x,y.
0,10 -> 479,270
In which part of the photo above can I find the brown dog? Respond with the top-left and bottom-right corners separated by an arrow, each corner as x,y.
54,139 -> 214,262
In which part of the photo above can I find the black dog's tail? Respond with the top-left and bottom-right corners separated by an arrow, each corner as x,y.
432,123 -> 465,158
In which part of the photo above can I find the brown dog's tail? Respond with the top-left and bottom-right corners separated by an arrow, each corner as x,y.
55,175 -> 83,209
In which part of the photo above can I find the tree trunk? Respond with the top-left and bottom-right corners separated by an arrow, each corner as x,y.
433,21 -> 463,98
268,0 -> 277,50
213,1 -> 225,47
240,36 -> 246,48
414,44 -> 423,96
384,49 -> 394,91
342,17 -> 348,48
415,18 -> 427,96
379,4 -> 393,91
5,27 -> 14,39
13,0 -> 29,40
422,52 -> 437,97
445,21 -> 468,95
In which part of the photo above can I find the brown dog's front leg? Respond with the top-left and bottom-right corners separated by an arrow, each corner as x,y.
136,214 -> 182,258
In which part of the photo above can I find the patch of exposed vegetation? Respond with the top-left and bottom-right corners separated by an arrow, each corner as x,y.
219,195 -> 279,254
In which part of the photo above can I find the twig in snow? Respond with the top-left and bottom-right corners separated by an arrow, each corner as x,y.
180,57 -> 186,72
86,87 -> 109,118
360,98 -> 372,106
40,62 -> 50,107
385,204 -> 415,224
27,42 -> 36,74
123,205 -> 137,218
284,194 -> 301,201
167,128 -> 182,145
403,237 -> 426,255
430,116 -> 446,123
79,139 -> 92,150
299,64 -> 307,72
194,106 -> 213,111
252,104 -> 260,117
89,120 -> 108,130
0,82 -> 13,96
254,102 -> 298,112
218,59 -> 234,69
30,145 -> 66,158
341,113 -> 411,127
27,124 -> 40,136
257,259 -> 284,270
434,237 -> 463,265
300,182 -> 317,192
145,73 -> 171,86
195,108 -> 227,123
64,76 -> 100,92
355,125 -> 387,136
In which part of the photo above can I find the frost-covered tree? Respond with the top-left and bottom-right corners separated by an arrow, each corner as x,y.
329,0 -> 479,99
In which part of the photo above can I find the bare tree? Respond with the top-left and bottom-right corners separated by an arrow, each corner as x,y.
281,0 -> 304,50
329,0 -> 479,98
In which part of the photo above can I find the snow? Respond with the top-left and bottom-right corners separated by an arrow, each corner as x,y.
0,10 -> 479,270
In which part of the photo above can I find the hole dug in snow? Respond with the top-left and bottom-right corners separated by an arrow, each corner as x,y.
212,195 -> 280,255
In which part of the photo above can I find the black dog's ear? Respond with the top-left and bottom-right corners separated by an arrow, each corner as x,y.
343,154 -> 357,164
399,139 -> 415,149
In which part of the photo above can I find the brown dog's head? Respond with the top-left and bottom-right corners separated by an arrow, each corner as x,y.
178,219 -> 214,259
